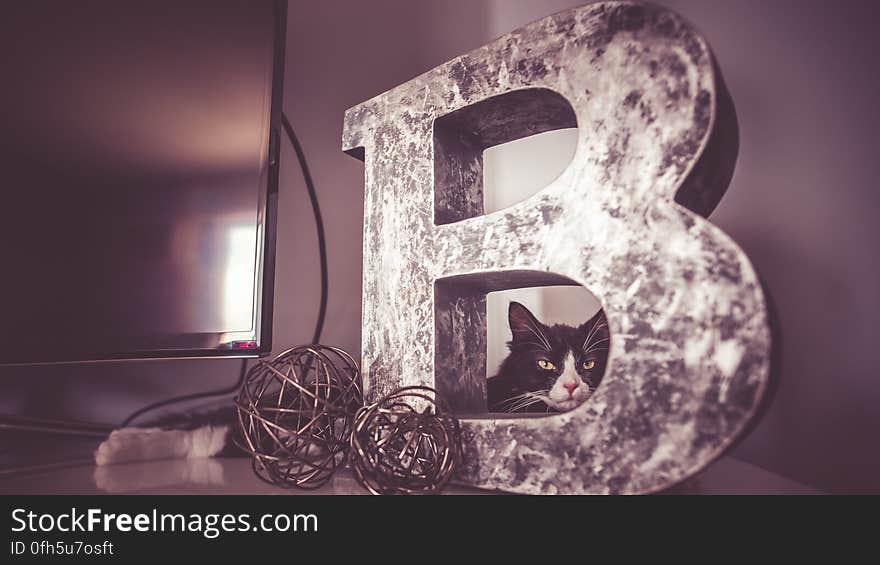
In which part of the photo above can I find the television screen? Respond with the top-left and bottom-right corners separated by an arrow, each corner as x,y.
0,0 -> 286,364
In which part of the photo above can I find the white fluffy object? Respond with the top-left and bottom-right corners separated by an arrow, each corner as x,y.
95,425 -> 230,466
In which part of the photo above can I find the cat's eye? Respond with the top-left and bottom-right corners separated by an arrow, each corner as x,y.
536,359 -> 556,371
582,360 -> 596,370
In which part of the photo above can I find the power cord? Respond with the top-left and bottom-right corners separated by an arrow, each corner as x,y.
119,112 -> 328,428
281,112 -> 328,345
120,359 -> 249,428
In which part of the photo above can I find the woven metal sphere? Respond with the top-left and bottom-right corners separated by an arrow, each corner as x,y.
234,345 -> 362,489
350,386 -> 461,495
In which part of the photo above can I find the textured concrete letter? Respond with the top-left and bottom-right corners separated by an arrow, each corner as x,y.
343,2 -> 770,493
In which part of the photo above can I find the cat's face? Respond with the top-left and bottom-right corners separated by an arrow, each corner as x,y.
497,302 -> 609,412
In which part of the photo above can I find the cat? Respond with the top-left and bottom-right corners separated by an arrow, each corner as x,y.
487,301 -> 609,413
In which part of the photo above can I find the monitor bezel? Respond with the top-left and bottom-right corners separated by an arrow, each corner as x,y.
1,0 -> 287,366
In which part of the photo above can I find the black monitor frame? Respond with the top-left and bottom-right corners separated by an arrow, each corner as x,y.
1,0 -> 287,365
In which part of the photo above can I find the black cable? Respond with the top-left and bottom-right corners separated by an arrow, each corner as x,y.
281,112 -> 328,345
120,359 -> 248,428
119,112 -> 329,428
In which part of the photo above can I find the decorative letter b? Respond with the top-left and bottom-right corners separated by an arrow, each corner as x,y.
344,2 -> 770,494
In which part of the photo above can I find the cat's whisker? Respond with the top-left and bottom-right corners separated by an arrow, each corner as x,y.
521,323 -> 553,352
504,399 -> 528,411
582,319 -> 608,351
516,396 -> 552,411
516,340 -> 552,350
500,390 -> 550,412
506,396 -> 547,412
499,391 -> 535,402
506,400 -> 533,411
496,392 -> 537,408
583,341 -> 610,354
583,328 -> 608,351
498,397 -> 529,408
582,318 -> 599,350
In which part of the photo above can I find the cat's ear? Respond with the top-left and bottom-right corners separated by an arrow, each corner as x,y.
508,301 -> 549,347
579,309 -> 610,344
578,308 -> 607,329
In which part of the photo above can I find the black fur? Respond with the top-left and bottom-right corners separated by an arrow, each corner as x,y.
487,302 -> 609,413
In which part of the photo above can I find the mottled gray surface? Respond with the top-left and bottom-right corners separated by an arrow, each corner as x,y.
343,2 -> 769,494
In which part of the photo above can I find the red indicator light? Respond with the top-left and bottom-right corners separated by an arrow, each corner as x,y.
232,340 -> 258,350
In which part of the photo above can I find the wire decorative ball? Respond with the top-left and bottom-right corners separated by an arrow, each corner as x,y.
233,345 -> 362,489
350,386 -> 462,495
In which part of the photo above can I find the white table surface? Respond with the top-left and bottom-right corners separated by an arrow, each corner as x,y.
0,454 -> 821,495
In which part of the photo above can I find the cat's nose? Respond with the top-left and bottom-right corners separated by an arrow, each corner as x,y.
563,381 -> 578,396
